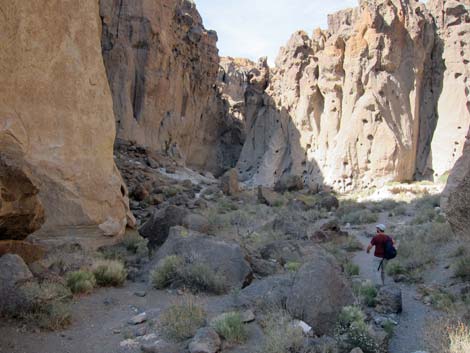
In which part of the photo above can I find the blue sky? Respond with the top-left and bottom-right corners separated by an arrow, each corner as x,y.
195,0 -> 358,65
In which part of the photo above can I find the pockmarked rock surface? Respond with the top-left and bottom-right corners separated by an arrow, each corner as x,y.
0,0 -> 132,243
221,0 -> 470,191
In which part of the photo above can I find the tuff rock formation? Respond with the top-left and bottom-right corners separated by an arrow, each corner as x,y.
427,0 -> 470,178
223,0 -> 470,191
100,0 -> 231,174
233,0 -> 439,191
0,0 -> 132,244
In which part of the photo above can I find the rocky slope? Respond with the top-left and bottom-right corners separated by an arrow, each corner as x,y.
100,0 -> 234,174
226,0 -> 470,192
0,0 -> 132,245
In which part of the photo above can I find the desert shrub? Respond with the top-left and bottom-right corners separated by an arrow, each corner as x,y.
66,270 -> 96,294
151,256 -> 228,294
425,319 -> 470,353
358,281 -> 378,307
122,231 -> 149,256
449,322 -> 470,353
335,306 -> 382,353
11,281 -> 72,331
430,291 -> 456,311
411,208 -> 436,225
386,263 -> 407,276
159,297 -> 206,342
382,320 -> 395,336
151,255 -> 184,289
340,210 -> 378,225
344,262 -> 360,277
211,312 -> 248,344
285,261 -> 302,272
390,204 -> 407,217
454,256 -> 470,279
452,245 -> 468,257
260,309 -> 305,353
180,263 -> 228,294
92,259 -> 127,287
342,237 -> 364,252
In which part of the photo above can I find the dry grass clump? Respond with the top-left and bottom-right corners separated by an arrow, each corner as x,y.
159,296 -> 206,342
426,319 -> 470,353
340,209 -> 379,225
454,256 -> 470,279
6,280 -> 73,331
66,270 -> 96,294
211,312 -> 248,344
259,309 -> 305,353
92,259 -> 127,287
151,255 -> 228,294
122,231 -> 149,256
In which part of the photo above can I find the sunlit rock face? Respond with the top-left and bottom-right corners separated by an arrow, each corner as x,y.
100,0 -> 228,173
234,0 -> 438,191
222,0 -> 470,192
426,0 -> 470,179
0,0 -> 131,243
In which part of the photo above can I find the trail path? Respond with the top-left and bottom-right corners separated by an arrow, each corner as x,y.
352,224 -> 439,353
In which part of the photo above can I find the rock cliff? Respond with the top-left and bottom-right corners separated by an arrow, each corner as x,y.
100,0 -> 228,173
226,0 -> 470,191
0,0 -> 132,244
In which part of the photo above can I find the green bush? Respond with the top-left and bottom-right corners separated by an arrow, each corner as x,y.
66,270 -> 96,294
151,255 -> 184,289
151,256 -> 228,294
285,261 -> 302,272
159,297 -> 206,342
386,263 -> 407,276
122,231 -> 149,256
454,257 -> 470,279
260,310 -> 304,353
342,237 -> 364,252
212,312 -> 248,344
92,259 -> 127,287
358,282 -> 378,307
12,281 -> 72,331
344,262 -> 360,277
336,306 -> 381,353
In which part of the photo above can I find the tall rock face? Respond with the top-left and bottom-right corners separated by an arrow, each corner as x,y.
427,0 -> 470,178
442,125 -> 470,237
0,0 -> 131,244
100,0 -> 225,172
235,0 -> 436,191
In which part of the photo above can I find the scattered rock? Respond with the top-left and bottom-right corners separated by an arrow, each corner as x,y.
257,186 -> 282,206
220,168 -> 240,196
318,193 -> 339,211
182,213 -> 210,234
139,205 -> 190,247
259,240 -> 303,265
375,285 -> 403,314
0,254 -> 33,289
274,175 -> 303,192
291,320 -> 313,335
188,327 -> 221,353
141,341 -> 181,353
350,348 -> 364,353
240,309 -> 255,323
128,312 -> 147,325
134,291 -> 147,298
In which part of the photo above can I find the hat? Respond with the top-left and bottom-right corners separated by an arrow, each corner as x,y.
376,224 -> 386,232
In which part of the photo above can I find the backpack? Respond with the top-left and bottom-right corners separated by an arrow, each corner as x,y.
384,236 -> 397,260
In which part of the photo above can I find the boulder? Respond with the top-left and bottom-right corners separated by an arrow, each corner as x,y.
286,249 -> 354,335
188,327 -> 221,353
257,186 -> 282,206
274,175 -> 304,192
239,274 -> 294,308
152,226 -> 252,289
259,240 -> 303,265
139,205 -> 190,247
318,193 -> 339,211
0,240 -> 46,264
220,168 -> 240,196
182,213 -> 210,234
375,285 -> 403,314
311,220 -> 348,242
0,254 -> 33,288
350,348 -> 364,353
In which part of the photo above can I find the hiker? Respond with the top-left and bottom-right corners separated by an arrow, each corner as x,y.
366,224 -> 396,285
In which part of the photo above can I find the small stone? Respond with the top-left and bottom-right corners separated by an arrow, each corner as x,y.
291,320 -> 313,335
134,291 -> 147,297
350,348 -> 364,353
113,329 -> 121,334
240,309 -> 255,323
189,327 -> 221,353
128,312 -> 147,325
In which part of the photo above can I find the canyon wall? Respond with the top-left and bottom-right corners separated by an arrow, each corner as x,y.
227,0 -> 470,191
100,0 -> 232,173
0,0 -> 132,245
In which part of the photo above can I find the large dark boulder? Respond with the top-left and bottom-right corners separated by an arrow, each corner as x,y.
286,249 -> 354,335
152,226 -> 252,289
274,175 -> 303,192
375,285 -> 402,314
139,205 -> 189,247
